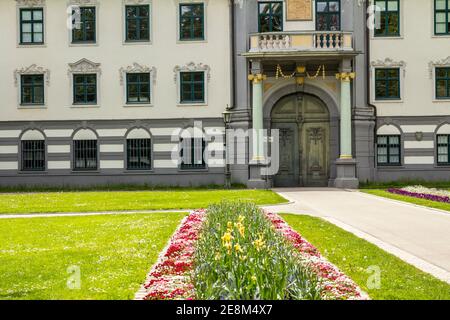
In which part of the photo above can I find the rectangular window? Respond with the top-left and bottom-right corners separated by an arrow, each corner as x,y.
126,73 -> 150,104
125,5 -> 150,41
180,138 -> 206,170
21,74 -> 44,105
435,67 -> 450,99
73,140 -> 97,171
20,8 -> 44,44
377,135 -> 401,166
180,72 -> 205,103
316,0 -> 341,31
435,0 -> 450,35
375,68 -> 400,100
127,139 -> 152,170
179,3 -> 204,40
374,0 -> 400,37
73,74 -> 97,105
72,7 -> 96,43
258,1 -> 283,32
21,140 -> 45,171
437,135 -> 450,165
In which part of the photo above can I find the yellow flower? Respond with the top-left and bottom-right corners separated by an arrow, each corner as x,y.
252,236 -> 266,252
214,252 -> 221,261
238,215 -> 245,223
234,243 -> 243,253
221,232 -> 234,243
251,275 -> 257,282
224,241 -> 232,254
234,222 -> 245,237
239,255 -> 247,261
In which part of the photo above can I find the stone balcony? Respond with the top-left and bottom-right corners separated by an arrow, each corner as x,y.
245,31 -> 356,58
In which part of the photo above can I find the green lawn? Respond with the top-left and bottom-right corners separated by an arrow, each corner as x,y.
0,190 -> 286,214
362,189 -> 450,213
0,212 -> 186,300
281,214 -> 450,300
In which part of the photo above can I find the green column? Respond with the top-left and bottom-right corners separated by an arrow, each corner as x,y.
337,72 -> 355,159
249,73 -> 265,161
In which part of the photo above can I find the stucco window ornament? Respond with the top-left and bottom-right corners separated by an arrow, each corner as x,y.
119,63 -> 156,85
124,0 -> 149,4
15,0 -> 45,6
172,0 -> 209,5
14,64 -> 50,87
370,58 -> 407,76
68,58 -> 101,75
428,56 -> 450,79
173,62 -> 211,83
68,0 -> 98,5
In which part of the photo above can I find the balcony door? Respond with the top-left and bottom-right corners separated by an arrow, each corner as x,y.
316,0 -> 341,31
271,93 -> 330,187
258,1 -> 283,32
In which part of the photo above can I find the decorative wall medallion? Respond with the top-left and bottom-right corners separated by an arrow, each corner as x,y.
173,62 -> 211,83
428,56 -> 450,79
68,58 -> 101,74
415,131 -> 424,141
119,63 -> 156,85
14,64 -> 50,86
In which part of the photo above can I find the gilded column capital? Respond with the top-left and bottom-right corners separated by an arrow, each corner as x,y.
248,73 -> 267,84
336,72 -> 356,82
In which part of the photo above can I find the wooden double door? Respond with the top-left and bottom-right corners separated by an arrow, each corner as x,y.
271,93 -> 330,187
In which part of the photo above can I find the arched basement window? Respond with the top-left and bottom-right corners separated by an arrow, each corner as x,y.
21,129 -> 46,171
179,127 -> 206,170
73,129 -> 98,171
376,125 -> 402,166
126,128 -> 152,170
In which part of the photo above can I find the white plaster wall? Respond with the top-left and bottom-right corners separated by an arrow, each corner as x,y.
371,0 -> 450,116
0,0 -> 231,121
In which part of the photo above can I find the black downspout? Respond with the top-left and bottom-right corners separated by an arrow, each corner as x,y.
366,1 -> 378,170
230,1 -> 236,110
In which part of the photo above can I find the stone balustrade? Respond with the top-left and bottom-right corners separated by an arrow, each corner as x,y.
249,31 -> 354,53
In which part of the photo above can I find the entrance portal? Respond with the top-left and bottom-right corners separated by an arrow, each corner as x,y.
271,93 -> 330,187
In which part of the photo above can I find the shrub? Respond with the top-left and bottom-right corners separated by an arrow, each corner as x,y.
193,202 -> 322,300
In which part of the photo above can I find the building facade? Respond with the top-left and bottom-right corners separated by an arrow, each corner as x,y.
0,0 -> 231,187
1,0 -> 449,188
370,0 -> 450,182
229,0 -> 374,188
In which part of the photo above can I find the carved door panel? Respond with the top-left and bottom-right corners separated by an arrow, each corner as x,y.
272,124 -> 299,187
301,123 -> 329,187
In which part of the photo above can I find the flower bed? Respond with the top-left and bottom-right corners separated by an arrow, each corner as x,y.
141,204 -> 368,300
388,186 -> 450,203
143,210 -> 206,300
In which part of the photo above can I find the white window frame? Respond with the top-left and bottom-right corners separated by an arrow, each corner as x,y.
68,58 -> 102,108
14,64 -> 50,109
175,0 -> 208,43
122,0 -> 152,45
370,58 -> 406,103
119,63 -> 156,107
67,0 -> 100,47
16,0 -> 47,48
429,56 -> 450,102
173,62 -> 211,106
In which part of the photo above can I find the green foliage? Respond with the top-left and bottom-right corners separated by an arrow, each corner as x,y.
0,190 -> 287,214
193,202 -> 322,300
0,213 -> 186,300
282,214 -> 450,300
